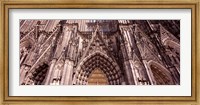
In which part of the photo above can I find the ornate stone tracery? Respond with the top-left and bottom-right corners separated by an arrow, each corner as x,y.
73,52 -> 121,85
20,20 -> 180,85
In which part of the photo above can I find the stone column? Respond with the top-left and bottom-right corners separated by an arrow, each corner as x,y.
118,27 -> 138,85
64,60 -> 74,85
61,25 -> 74,48
60,59 -> 69,85
124,61 -> 135,85
119,41 -> 134,85
142,60 -> 154,85
129,60 -> 138,85
45,59 -> 57,85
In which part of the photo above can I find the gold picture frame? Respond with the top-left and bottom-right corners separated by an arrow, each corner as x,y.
0,0 -> 199,105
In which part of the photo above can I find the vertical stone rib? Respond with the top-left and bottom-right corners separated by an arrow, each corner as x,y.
44,59 -> 56,85
129,60 -> 138,85
60,59 -> 68,84
64,60 -> 74,85
142,60 -> 154,85
123,61 -> 134,85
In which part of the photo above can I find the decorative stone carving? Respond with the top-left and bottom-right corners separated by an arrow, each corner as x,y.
20,20 -> 180,85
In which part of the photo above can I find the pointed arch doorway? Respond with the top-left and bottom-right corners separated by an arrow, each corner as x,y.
87,68 -> 109,85
73,52 -> 122,85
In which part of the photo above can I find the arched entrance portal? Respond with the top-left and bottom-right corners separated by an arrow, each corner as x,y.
73,52 -> 122,85
88,68 -> 109,85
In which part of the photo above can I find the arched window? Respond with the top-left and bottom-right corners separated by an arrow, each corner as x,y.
149,61 -> 174,85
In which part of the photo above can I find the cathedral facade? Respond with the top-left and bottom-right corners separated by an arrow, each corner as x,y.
20,20 -> 180,85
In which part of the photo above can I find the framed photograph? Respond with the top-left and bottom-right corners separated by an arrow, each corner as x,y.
0,0 -> 199,105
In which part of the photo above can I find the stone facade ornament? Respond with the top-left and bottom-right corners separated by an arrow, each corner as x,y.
20,20 -> 180,85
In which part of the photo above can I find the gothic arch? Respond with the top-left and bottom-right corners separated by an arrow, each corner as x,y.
73,51 -> 122,85
23,62 -> 49,85
148,60 -> 174,85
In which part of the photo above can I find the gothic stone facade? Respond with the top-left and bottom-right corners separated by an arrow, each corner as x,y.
20,20 -> 180,85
